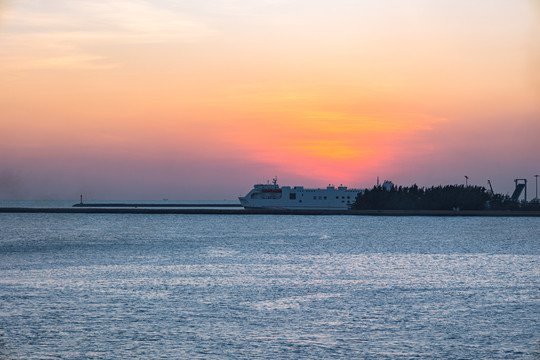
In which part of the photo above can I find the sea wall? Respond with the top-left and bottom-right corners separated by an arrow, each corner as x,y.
1,207 -> 540,216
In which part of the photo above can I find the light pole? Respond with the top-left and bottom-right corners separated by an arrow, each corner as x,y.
535,175 -> 539,200
464,176 -> 469,187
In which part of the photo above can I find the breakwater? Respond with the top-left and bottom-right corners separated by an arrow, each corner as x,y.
1,207 -> 540,216
73,203 -> 243,208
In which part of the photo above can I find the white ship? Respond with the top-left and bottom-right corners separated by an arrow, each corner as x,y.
239,178 -> 365,210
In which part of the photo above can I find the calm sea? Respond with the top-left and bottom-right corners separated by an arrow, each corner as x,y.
0,210 -> 539,359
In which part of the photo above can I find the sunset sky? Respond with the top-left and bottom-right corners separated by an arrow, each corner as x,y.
1,0 -> 539,200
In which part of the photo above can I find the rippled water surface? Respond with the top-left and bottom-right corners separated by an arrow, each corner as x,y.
1,214 -> 539,359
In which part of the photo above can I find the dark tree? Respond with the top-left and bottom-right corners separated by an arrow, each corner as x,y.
351,184 -> 521,210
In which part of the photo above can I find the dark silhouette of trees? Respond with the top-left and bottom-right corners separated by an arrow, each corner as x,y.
352,183 -> 528,210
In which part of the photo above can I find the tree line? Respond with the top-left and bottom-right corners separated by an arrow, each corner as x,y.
352,183 -> 539,211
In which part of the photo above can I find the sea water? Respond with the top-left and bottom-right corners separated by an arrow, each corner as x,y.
0,213 -> 539,359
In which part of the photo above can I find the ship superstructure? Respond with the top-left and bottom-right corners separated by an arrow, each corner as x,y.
239,178 -> 364,210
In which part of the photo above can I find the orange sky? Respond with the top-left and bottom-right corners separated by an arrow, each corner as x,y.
1,0 -> 539,199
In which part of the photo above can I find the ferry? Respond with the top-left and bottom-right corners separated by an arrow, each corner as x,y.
239,178 -> 365,210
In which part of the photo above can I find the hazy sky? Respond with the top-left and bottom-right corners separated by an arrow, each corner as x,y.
1,0 -> 539,200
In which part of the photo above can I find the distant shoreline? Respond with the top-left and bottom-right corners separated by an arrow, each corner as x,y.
1,207 -> 540,217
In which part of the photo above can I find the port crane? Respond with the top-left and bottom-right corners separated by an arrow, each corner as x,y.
487,180 -> 495,196
511,179 -> 527,202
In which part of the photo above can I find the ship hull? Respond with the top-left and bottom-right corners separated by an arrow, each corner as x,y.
239,183 -> 364,210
